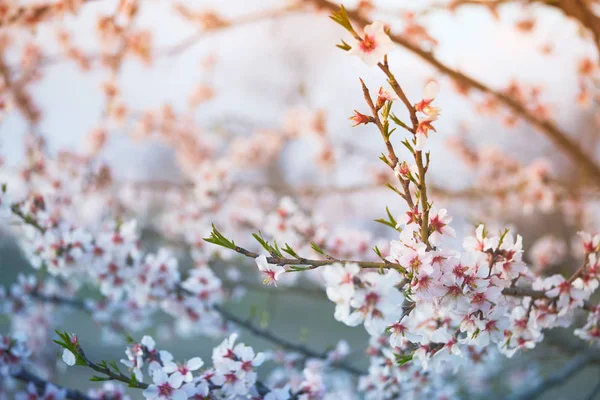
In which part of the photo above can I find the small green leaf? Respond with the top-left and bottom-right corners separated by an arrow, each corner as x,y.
90,376 -> 112,382
203,225 -> 236,250
109,360 -> 121,373
129,373 -> 139,388
282,243 -> 300,258
310,242 -> 326,256
400,139 -> 415,154
287,265 -> 311,272
395,353 -> 413,365
329,5 -> 353,32
384,183 -> 403,197
335,39 -> 351,51
379,154 -> 391,167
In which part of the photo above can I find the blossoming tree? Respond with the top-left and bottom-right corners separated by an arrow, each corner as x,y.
1,0 -> 600,399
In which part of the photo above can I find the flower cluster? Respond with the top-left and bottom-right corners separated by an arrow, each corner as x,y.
414,81 -> 441,150
116,334 -> 273,400
0,333 -> 30,377
2,2 -> 600,399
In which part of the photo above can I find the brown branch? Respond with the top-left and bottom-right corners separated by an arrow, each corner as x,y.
212,304 -> 366,376
538,0 -> 600,59
307,0 -> 600,187
360,78 -> 399,166
377,59 -> 431,247
30,285 -> 364,376
231,242 -> 405,272
0,0 -> 100,29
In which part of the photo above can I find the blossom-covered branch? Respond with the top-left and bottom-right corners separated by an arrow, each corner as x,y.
307,0 -> 600,186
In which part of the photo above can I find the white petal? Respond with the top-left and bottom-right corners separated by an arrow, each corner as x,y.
186,357 -> 204,371
162,361 -> 178,374
142,385 -> 158,400
255,255 -> 268,272
172,389 -> 188,400
423,81 -> 440,100
159,350 -> 174,363
141,335 -> 155,349
168,372 -> 184,389
253,352 -> 266,367
62,349 -> 76,366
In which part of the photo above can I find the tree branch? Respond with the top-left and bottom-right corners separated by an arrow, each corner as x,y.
30,289 -> 365,376
307,0 -> 600,187
213,304 -> 366,376
511,352 -> 600,400
13,368 -> 93,400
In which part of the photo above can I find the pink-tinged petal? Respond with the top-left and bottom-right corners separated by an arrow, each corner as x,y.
423,81 -> 440,100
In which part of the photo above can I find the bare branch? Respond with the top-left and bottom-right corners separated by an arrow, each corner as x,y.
511,352 -> 600,400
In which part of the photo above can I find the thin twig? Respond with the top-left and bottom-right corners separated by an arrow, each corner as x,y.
13,368 -> 93,400
511,352 -> 600,400
213,304 -> 366,376
308,0 -> 600,187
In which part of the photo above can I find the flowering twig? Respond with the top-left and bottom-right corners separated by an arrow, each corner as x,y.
29,281 -> 362,376
307,0 -> 600,186
204,225 -> 405,272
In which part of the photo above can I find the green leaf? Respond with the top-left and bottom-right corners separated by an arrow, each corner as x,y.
203,225 -> 236,250
252,232 -> 282,257
390,113 -> 412,133
384,183 -> 402,197
124,334 -> 136,345
329,5 -> 353,32
129,373 -> 139,388
400,139 -> 415,154
373,246 -> 383,258
90,376 -> 112,382
272,240 -> 283,258
109,360 -> 121,373
335,39 -> 351,51
282,243 -> 300,258
310,242 -> 326,256
379,153 -> 391,167
497,228 -> 510,248
395,353 -> 413,365
287,265 -> 311,272
75,355 -> 87,366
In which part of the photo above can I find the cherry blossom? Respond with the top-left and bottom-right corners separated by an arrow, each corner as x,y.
142,368 -> 187,400
162,357 -> 204,383
255,255 -> 286,286
1,3 -> 600,399
348,21 -> 395,66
